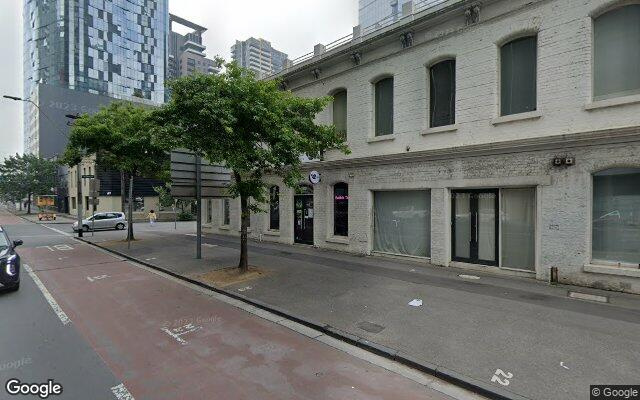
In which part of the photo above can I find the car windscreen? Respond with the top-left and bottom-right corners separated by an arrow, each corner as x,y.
0,233 -> 8,250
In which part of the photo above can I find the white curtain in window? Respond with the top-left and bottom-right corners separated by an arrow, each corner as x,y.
374,191 -> 431,257
501,188 -> 536,271
592,169 -> 640,265
594,5 -> 640,101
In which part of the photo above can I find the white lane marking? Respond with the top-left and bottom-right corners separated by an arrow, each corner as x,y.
161,323 -> 202,345
185,234 -> 197,237
490,369 -> 513,386
111,383 -> 135,400
203,243 -> 218,248
144,257 -> 157,261
87,275 -> 110,283
36,244 -> 74,252
408,299 -> 423,307
24,264 -> 70,325
458,274 -> 481,280
238,286 -> 252,292
560,361 -> 570,370
41,224 -> 72,237
568,291 -> 608,303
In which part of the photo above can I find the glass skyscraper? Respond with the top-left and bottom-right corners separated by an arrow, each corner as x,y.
23,0 -> 169,155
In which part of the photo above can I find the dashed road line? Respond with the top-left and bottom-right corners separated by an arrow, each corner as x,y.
111,383 -> 135,400
41,224 -> 73,237
24,264 -> 70,325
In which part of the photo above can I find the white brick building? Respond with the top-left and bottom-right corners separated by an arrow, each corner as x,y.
205,0 -> 640,293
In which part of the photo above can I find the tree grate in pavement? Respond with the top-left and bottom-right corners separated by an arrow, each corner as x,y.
357,321 -> 386,334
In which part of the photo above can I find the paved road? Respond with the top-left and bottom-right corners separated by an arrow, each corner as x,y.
0,211 -> 478,400
72,221 -> 640,400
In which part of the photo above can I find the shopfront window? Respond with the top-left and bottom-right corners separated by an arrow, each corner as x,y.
592,168 -> 640,265
269,186 -> 280,230
374,190 -> 431,257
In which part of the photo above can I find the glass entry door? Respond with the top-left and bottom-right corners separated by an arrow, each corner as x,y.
294,194 -> 314,245
452,190 -> 498,266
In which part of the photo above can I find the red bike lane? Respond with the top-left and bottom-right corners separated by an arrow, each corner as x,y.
20,240 -> 465,400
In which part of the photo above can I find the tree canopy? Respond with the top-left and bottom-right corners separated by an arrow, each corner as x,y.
155,62 -> 349,271
0,154 -> 57,213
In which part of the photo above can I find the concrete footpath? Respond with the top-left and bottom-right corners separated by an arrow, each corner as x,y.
70,222 -> 640,400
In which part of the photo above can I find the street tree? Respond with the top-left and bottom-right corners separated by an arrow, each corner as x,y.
61,101 -> 167,243
0,154 -> 57,213
155,63 -> 349,273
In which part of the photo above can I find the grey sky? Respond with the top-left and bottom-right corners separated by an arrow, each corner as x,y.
0,0 -> 358,160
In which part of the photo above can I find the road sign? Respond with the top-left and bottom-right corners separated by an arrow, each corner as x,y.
170,150 -> 231,199
88,198 -> 100,206
309,171 -> 321,184
89,179 -> 100,197
81,174 -> 95,179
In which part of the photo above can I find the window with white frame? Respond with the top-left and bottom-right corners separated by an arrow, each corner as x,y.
592,168 -> 640,265
500,36 -> 537,116
429,59 -> 456,127
374,77 -> 394,136
593,5 -> 640,101
332,90 -> 347,140
269,186 -> 280,230
222,198 -> 230,226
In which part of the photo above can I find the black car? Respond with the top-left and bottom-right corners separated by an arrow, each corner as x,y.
0,226 -> 22,292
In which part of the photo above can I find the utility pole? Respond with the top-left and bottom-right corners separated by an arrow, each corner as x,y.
196,155 -> 202,259
77,163 -> 83,237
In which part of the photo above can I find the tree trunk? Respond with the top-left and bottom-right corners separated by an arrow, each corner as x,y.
127,175 -> 135,246
26,193 -> 32,214
238,193 -> 249,273
120,171 -> 126,213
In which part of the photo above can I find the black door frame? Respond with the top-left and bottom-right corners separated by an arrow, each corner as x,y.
451,189 -> 499,266
294,194 -> 314,245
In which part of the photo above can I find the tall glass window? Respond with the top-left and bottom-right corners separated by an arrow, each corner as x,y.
269,186 -> 280,230
374,77 -> 394,136
223,198 -> 230,226
501,188 -> 536,271
429,59 -> 456,127
332,90 -> 347,140
374,191 -> 431,257
334,183 -> 349,237
593,5 -> 640,101
592,168 -> 640,265
500,36 -> 537,116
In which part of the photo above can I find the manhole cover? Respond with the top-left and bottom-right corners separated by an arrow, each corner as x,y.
357,321 -> 385,334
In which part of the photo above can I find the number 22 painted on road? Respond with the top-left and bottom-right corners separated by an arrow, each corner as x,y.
491,369 -> 514,386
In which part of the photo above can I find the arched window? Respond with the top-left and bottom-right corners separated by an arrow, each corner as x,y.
592,168 -> 640,265
269,186 -> 280,230
374,77 -> 394,136
500,36 -> 537,116
429,59 -> 456,128
334,183 -> 349,237
593,5 -> 640,101
332,90 -> 347,140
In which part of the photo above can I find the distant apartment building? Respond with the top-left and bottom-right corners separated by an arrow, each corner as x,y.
23,0 -> 169,213
359,0 -> 412,31
167,14 -> 221,81
231,38 -> 291,78
23,0 -> 169,157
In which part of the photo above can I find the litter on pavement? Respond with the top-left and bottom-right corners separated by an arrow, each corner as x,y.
408,299 -> 423,307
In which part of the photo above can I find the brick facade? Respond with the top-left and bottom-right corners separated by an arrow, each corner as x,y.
205,0 -> 640,293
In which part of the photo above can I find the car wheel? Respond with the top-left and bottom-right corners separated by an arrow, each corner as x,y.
6,282 -> 19,292
82,225 -> 90,232
116,223 -> 125,230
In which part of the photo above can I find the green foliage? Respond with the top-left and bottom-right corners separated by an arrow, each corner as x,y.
177,210 -> 194,221
0,154 -> 57,208
61,101 -> 167,178
153,184 -> 175,209
154,62 -> 350,207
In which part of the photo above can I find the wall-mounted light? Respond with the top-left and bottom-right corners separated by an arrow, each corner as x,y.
311,68 -> 321,80
400,31 -> 414,49
351,51 -> 362,66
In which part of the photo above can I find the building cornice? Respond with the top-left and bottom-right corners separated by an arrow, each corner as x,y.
302,126 -> 640,171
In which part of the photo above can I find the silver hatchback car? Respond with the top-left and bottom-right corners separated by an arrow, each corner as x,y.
73,212 -> 128,232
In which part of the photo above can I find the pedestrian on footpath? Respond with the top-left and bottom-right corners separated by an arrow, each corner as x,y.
147,209 -> 157,225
